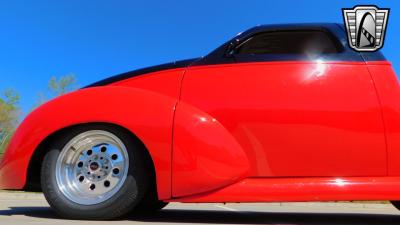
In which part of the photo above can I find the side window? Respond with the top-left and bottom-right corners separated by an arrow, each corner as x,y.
235,30 -> 342,55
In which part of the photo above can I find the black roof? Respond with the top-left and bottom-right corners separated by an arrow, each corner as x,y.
86,23 -> 385,88
85,58 -> 200,88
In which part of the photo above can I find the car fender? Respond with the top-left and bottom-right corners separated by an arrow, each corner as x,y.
172,102 -> 251,197
0,86 -> 176,199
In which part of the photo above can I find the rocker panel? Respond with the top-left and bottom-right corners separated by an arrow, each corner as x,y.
171,177 -> 400,202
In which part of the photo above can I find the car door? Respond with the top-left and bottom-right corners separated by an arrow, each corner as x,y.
179,27 -> 387,178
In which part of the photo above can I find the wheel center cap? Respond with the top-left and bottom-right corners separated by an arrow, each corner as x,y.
89,162 -> 100,171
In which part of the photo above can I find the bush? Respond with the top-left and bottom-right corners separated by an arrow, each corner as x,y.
0,89 -> 20,160
0,132 -> 11,160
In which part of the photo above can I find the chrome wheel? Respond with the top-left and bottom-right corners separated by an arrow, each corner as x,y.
55,130 -> 129,205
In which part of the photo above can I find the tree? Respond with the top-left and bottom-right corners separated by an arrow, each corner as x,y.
35,74 -> 78,107
48,74 -> 78,96
0,89 -> 20,156
0,75 -> 78,157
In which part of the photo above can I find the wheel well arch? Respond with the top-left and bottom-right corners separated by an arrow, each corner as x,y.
24,122 -> 158,198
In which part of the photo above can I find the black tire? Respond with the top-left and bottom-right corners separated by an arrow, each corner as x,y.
135,192 -> 169,213
132,147 -> 168,213
392,201 -> 400,211
41,124 -> 149,220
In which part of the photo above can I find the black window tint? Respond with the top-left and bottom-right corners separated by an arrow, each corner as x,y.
236,30 -> 341,55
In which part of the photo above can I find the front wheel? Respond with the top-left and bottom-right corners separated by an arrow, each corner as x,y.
41,125 -> 149,220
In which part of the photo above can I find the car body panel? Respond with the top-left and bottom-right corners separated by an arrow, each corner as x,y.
172,101 -> 251,197
111,68 -> 185,98
366,62 -> 400,176
179,61 -> 387,178
169,177 -> 400,202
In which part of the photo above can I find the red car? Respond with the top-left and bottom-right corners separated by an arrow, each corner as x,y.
1,23 -> 399,220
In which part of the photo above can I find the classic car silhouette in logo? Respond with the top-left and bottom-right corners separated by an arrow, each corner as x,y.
343,5 -> 389,51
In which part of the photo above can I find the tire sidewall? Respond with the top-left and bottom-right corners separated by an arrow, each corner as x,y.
41,125 -> 148,220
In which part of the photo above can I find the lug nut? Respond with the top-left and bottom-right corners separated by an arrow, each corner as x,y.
104,180 -> 110,187
113,168 -> 120,175
78,176 -> 84,182
89,184 -> 96,190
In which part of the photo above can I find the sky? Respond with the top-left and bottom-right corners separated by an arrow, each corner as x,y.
0,0 -> 399,113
